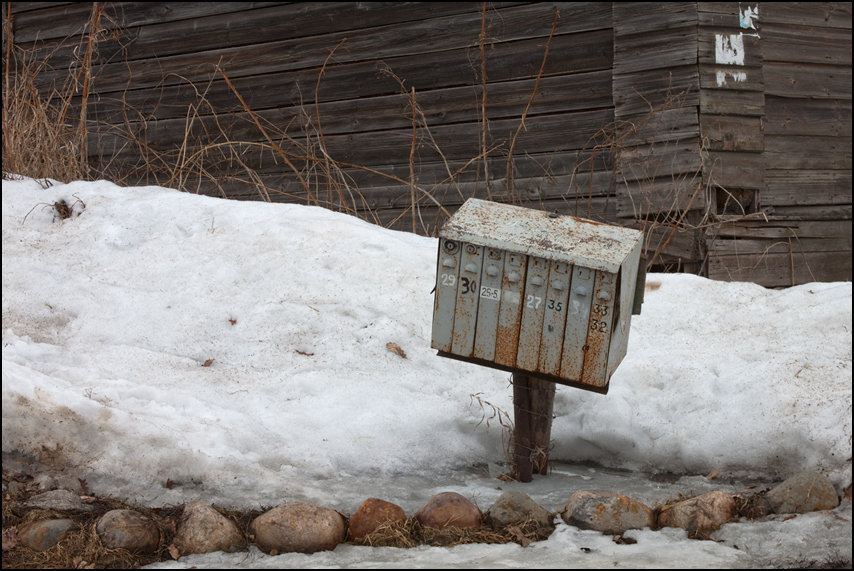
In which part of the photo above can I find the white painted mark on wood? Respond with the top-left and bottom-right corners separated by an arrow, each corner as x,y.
739,4 -> 759,30
716,34 -> 745,65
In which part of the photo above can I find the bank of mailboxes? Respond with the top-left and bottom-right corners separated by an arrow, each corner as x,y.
431,198 -> 644,394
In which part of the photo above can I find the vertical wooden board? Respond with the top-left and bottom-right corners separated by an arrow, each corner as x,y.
538,261 -> 571,376
494,252 -> 527,368
473,247 -> 505,361
560,265 -> 595,382
516,257 -> 549,372
431,238 -> 461,352
581,270 -> 618,389
451,243 -> 484,357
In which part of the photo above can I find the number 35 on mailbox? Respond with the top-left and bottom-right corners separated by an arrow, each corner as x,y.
431,198 -> 645,394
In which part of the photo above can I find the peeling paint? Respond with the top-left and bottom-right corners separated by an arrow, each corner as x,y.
716,70 -> 747,87
739,3 -> 759,30
716,33 -> 745,65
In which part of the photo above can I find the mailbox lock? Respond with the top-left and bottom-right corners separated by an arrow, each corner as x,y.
465,244 -> 478,254
444,240 -> 458,253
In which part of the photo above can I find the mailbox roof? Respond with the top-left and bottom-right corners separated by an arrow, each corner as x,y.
439,198 -> 643,272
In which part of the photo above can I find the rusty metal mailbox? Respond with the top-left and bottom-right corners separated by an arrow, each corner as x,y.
431,198 -> 644,394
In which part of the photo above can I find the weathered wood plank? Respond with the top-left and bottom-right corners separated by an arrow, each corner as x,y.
704,150 -> 764,190
763,62 -> 852,99
763,135 -> 852,171
47,26 -> 613,97
612,2 -> 697,35
764,97 -> 852,137
698,63 -> 764,91
617,138 -> 704,181
707,250 -> 852,286
762,23 -> 853,65
87,71 -> 614,139
699,89 -> 764,116
759,3 -> 852,29
616,176 -> 709,219
613,66 -> 700,117
92,106 -> 615,168
764,169 -> 853,206
614,26 -> 698,73
700,114 -> 763,151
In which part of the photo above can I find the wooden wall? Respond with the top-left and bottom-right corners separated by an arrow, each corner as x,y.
704,2 -> 852,286
4,2 -> 851,286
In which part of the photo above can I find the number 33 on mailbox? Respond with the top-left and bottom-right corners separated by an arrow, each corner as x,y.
431,198 -> 645,394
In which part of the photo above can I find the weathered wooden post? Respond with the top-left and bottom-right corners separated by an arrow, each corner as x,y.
430,198 -> 645,481
512,373 -> 556,482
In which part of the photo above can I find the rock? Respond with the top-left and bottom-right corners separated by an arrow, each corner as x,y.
561,490 -> 654,535
657,491 -> 736,536
173,500 -> 244,555
24,489 -> 92,512
348,498 -> 407,540
96,509 -> 161,553
17,519 -> 75,551
766,471 -> 839,514
414,492 -> 482,530
249,502 -> 346,554
487,490 -> 553,529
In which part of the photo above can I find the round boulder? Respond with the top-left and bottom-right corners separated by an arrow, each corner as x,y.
96,509 -> 160,553
561,490 -> 654,535
414,491 -> 482,530
18,518 -> 75,551
487,490 -> 553,529
766,471 -> 839,514
173,500 -> 245,555
348,498 -> 407,540
249,502 -> 346,554
657,490 -> 736,536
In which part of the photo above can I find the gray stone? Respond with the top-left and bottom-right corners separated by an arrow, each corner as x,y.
561,490 -> 655,535
96,509 -> 161,553
24,489 -> 92,512
17,519 -> 75,551
766,471 -> 839,514
487,490 -> 553,529
174,500 -> 245,555
249,502 -> 346,554
657,490 -> 736,536
414,492 -> 482,530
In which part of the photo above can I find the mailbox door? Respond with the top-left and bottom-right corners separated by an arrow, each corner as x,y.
473,247 -> 505,361
516,256 -> 549,371
451,243 -> 484,356
431,238 -> 461,352
581,269 -> 618,388
560,265 -> 595,381
494,252 -> 527,367
538,260 -> 571,376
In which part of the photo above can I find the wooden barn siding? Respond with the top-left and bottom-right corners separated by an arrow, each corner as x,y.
704,2 -> 852,286
7,1 -> 620,233
5,2 -> 852,286
612,2 -> 706,272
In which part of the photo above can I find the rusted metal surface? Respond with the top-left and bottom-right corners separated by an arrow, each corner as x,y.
440,198 -> 642,273
431,198 -> 643,393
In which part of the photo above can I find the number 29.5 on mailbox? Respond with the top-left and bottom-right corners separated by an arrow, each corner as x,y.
430,198 -> 644,394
